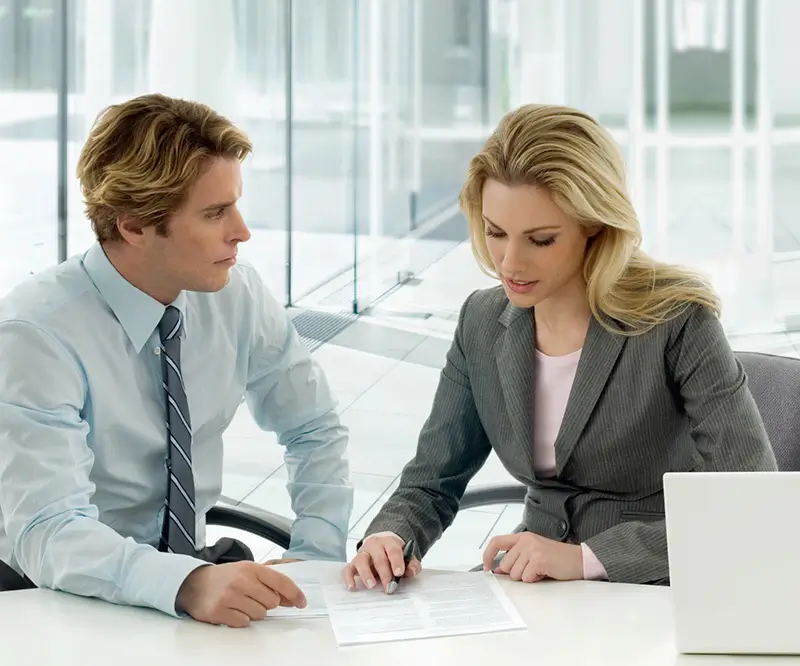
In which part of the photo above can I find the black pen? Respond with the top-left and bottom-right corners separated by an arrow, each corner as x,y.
386,539 -> 414,595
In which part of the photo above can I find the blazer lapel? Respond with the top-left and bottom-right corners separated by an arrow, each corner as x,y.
495,303 -> 535,473
554,315 -> 626,475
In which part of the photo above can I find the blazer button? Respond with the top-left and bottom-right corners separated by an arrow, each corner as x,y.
558,520 -> 568,535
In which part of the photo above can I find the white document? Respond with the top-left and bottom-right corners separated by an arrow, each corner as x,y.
263,559 -> 343,620
321,571 -> 528,646
265,576 -> 328,618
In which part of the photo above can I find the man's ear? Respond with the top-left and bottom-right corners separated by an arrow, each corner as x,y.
116,214 -> 146,248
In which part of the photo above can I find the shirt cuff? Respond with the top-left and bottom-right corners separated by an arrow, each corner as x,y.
124,551 -> 208,618
580,542 -> 609,581
285,515 -> 348,562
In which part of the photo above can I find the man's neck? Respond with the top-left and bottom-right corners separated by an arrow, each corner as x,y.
102,243 -> 179,306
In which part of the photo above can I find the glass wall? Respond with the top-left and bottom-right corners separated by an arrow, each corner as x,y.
0,0 -> 487,311
0,0 -> 61,297
5,0 -> 799,335
490,0 -> 800,336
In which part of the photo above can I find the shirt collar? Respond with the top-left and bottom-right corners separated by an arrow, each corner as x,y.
82,243 -> 188,353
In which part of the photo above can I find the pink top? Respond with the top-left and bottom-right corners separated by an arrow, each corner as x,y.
533,348 -> 608,581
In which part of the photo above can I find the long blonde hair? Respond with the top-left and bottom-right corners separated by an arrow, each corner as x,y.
459,104 -> 720,334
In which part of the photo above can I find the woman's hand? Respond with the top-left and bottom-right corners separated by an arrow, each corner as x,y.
342,534 -> 421,592
482,532 -> 583,583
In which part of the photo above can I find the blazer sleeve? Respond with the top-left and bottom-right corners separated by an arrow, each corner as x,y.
585,304 -> 777,584
361,291 -> 493,559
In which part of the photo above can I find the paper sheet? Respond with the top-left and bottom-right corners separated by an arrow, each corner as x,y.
321,571 -> 528,646
265,576 -> 328,618
262,560 -> 343,620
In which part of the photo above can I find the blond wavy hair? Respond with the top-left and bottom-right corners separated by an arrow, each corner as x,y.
459,104 -> 720,334
77,93 -> 252,243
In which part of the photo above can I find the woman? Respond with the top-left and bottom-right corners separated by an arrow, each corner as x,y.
342,104 -> 776,592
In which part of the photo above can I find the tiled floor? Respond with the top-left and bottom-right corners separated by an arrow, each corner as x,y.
210,240 -> 800,569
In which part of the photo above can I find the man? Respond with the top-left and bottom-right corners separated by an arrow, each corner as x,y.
0,94 -> 353,628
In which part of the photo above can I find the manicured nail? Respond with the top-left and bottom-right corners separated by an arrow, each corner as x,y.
366,579 -> 375,589
394,567 -> 404,576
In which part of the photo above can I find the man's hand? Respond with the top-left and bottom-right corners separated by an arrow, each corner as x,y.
263,558 -> 302,566
342,534 -> 421,592
176,561 -> 307,628
482,532 -> 583,583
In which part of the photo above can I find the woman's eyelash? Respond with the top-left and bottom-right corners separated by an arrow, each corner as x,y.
485,227 -> 556,247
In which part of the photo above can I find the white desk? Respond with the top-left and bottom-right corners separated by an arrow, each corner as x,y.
3,577 -> 799,666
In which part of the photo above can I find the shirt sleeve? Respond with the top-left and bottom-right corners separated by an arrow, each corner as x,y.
242,268 -> 354,562
0,321 -> 205,617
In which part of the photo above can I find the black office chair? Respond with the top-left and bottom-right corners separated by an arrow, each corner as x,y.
458,350 -> 800,514
207,495 -> 292,549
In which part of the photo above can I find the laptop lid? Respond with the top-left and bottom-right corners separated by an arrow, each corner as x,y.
664,471 -> 800,655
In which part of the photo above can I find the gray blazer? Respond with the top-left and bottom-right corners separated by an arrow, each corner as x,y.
364,286 -> 777,584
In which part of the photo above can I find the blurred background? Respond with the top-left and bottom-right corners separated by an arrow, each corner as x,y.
3,0 -> 800,332
2,0 -> 800,564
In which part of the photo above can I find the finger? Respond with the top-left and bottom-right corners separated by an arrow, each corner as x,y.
521,560 -> 545,584
235,596 -> 269,621
384,539 -> 407,578
218,608 -> 252,629
482,534 -> 519,571
265,558 -> 301,566
247,585 -> 281,611
342,562 -> 358,591
352,551 -> 378,590
495,547 -> 521,575
508,552 -> 528,581
255,566 -> 306,608
367,545 -> 395,592
404,557 -> 422,578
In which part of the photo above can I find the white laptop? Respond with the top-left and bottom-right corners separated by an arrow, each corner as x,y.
664,471 -> 800,655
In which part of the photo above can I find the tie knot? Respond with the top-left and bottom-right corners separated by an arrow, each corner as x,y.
159,306 -> 183,342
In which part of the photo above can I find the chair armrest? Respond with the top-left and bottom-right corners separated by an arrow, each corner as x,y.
207,500 -> 293,550
460,483 -> 526,510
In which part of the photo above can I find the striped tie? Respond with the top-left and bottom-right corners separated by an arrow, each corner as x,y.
158,306 -> 197,556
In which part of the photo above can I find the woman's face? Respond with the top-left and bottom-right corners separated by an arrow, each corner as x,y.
481,179 -> 593,309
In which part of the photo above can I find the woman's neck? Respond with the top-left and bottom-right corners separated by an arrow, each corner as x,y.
533,278 -> 592,355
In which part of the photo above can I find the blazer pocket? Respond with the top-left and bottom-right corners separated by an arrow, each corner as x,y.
620,510 -> 665,522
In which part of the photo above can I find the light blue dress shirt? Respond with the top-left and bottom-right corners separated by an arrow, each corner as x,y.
0,243 -> 353,616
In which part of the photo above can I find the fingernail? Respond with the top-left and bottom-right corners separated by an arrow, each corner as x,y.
297,596 -> 307,609
394,567 -> 404,576
347,582 -> 355,591
366,579 -> 375,589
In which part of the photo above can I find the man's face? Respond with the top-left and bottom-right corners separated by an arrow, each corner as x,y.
141,157 -> 251,300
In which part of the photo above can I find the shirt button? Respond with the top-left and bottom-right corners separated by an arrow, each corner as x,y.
154,347 -> 161,356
